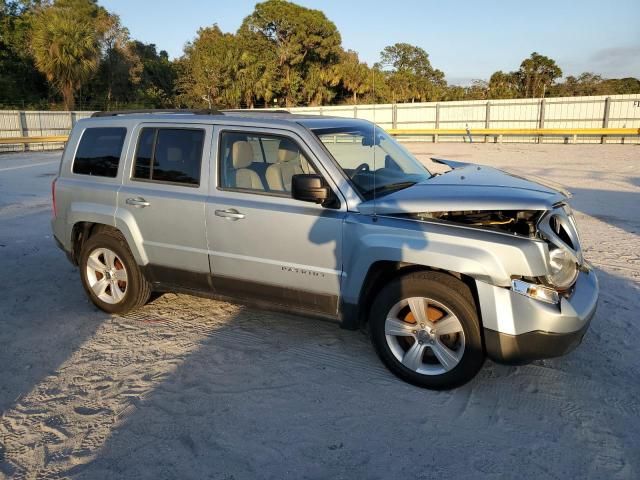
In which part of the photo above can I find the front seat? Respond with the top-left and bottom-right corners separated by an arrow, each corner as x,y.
266,139 -> 305,192
229,141 -> 264,190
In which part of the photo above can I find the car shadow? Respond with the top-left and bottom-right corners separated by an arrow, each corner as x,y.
61,265 -> 637,479
0,208 -> 107,414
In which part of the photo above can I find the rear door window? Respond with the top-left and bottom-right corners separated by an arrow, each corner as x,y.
133,128 -> 204,186
73,127 -> 127,177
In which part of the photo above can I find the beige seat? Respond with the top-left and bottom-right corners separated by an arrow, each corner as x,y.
229,141 -> 264,190
266,140 -> 306,192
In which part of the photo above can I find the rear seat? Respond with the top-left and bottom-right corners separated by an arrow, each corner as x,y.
247,162 -> 270,189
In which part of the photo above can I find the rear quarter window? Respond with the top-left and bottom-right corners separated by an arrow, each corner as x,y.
72,127 -> 127,177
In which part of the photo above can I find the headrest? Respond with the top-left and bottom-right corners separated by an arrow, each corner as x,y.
166,147 -> 182,163
277,139 -> 299,163
232,141 -> 253,169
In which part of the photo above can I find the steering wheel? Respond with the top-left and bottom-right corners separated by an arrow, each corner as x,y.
350,162 -> 370,179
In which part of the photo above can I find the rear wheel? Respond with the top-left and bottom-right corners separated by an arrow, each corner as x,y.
79,229 -> 151,314
369,271 -> 485,389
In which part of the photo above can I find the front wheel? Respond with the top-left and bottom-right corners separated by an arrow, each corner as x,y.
369,271 -> 485,389
79,229 -> 151,314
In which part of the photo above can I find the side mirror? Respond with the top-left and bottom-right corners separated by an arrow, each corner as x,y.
292,174 -> 330,205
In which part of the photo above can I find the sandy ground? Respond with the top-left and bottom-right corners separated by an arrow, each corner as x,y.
0,144 -> 638,479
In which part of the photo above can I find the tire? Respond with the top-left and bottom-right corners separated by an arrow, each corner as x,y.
369,271 -> 484,389
79,228 -> 151,314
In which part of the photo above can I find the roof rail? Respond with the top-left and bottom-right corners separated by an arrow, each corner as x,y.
221,109 -> 292,114
91,109 -> 222,118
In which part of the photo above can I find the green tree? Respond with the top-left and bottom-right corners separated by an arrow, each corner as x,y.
240,0 -> 342,106
0,0 -> 48,107
177,25 -> 244,108
602,77 -> 640,94
302,63 -> 336,105
516,52 -> 562,98
235,27 -> 280,108
463,80 -> 488,100
487,71 -> 519,99
129,41 -> 177,107
30,0 -> 109,109
441,85 -> 465,101
89,15 -> 138,108
332,50 -> 371,104
379,43 -> 445,102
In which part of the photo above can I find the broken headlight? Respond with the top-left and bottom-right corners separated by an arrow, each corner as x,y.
545,246 -> 579,291
538,205 -> 582,291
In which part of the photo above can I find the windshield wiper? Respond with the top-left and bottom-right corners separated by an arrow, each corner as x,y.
362,181 -> 417,197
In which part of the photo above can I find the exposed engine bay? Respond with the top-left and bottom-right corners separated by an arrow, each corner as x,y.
400,210 -> 544,237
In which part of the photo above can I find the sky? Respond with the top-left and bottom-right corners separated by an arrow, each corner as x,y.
99,0 -> 640,85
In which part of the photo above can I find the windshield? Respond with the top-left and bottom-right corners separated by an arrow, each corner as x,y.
312,125 -> 432,199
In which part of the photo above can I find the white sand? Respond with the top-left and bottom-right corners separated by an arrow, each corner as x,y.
0,145 -> 638,479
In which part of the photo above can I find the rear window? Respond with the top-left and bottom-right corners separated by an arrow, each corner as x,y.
73,127 -> 127,177
133,128 -> 204,186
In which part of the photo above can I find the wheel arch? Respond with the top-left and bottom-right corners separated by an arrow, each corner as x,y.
70,221 -> 146,266
344,261 -> 483,333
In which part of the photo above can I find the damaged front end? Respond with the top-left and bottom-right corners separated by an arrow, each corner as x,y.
397,209 -> 543,237
398,204 -> 584,298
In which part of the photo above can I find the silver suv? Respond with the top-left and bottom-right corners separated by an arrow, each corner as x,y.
51,110 -> 599,389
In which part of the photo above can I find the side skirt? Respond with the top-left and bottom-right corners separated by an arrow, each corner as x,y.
140,264 -> 341,323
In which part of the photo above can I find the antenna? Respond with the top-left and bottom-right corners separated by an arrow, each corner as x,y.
372,69 -> 377,219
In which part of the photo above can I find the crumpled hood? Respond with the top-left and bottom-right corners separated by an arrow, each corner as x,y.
357,163 -> 568,215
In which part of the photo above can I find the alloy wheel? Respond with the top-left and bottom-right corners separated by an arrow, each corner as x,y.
384,297 -> 465,375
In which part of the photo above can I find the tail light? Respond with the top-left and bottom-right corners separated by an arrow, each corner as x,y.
51,177 -> 58,217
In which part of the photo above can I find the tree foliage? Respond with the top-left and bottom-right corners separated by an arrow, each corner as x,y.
0,0 -> 638,110
0,0 -> 48,107
240,0 -> 341,106
517,52 -> 562,97
30,0 -> 108,109
379,43 -> 445,102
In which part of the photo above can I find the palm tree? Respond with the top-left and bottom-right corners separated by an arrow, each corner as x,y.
332,50 -> 370,104
31,4 -> 102,109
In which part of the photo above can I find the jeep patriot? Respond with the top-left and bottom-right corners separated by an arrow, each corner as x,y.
51,109 -> 599,389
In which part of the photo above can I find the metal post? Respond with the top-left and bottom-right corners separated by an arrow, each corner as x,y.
601,97 -> 611,144
538,99 -> 546,144
484,101 -> 491,143
18,111 -> 28,152
392,103 -> 397,129
434,103 -> 440,143
353,105 -> 358,119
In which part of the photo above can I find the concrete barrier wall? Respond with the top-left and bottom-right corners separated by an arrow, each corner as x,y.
1,94 -> 639,152
286,94 -> 640,144
0,111 -> 94,152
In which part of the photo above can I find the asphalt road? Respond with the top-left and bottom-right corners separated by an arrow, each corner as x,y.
0,146 -> 638,479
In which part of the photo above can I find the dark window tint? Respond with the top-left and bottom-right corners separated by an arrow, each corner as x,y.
133,128 -> 204,186
134,128 -> 154,180
73,127 -> 126,177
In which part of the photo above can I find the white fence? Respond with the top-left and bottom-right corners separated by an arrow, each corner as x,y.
1,94 -> 639,152
286,94 -> 640,144
0,111 -> 94,152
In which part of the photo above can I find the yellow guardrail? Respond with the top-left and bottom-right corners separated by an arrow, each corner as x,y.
0,135 -> 69,145
387,128 -> 640,136
0,128 -> 638,146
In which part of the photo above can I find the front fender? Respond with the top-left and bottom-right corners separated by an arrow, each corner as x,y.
341,214 -> 548,305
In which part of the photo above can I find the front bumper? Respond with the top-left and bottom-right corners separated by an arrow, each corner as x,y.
477,267 -> 599,364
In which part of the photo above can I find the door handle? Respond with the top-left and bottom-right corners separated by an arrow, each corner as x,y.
215,208 -> 245,220
126,197 -> 151,207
